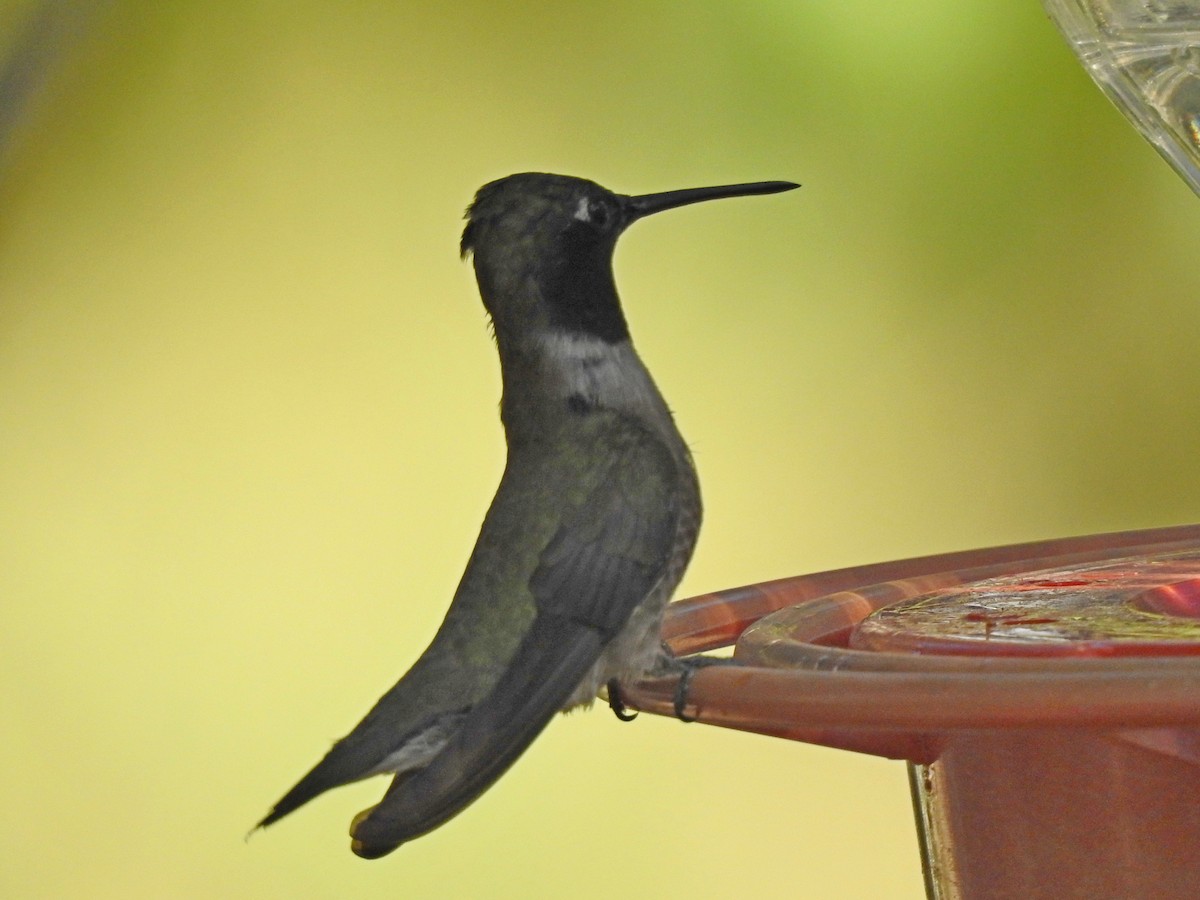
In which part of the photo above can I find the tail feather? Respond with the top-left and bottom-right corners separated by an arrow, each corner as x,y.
349,612 -> 603,857
256,762 -> 344,830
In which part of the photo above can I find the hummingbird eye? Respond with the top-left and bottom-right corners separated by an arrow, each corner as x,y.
573,196 -> 615,231
587,200 -> 613,229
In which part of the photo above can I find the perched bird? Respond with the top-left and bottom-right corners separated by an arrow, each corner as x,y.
258,173 -> 798,857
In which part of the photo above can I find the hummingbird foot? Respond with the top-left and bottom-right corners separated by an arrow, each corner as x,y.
659,654 -> 742,723
605,677 -> 639,722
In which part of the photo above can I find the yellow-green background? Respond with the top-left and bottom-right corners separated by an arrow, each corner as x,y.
2,2 -> 1198,898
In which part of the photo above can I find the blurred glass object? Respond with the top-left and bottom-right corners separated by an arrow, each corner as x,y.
1042,0 -> 1200,196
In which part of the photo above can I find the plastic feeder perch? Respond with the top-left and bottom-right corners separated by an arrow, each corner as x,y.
624,523 -> 1200,900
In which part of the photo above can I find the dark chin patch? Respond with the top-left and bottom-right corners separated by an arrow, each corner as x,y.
539,226 -> 629,343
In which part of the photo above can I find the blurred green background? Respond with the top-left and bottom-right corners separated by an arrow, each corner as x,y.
2,2 -> 1198,898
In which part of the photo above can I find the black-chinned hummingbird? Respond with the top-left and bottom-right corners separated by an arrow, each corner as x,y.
257,173 -> 798,857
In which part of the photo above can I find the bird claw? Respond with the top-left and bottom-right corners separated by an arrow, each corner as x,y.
607,655 -> 739,724
606,678 -> 639,721
673,665 -> 699,722
664,654 -> 740,723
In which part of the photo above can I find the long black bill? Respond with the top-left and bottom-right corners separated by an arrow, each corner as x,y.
625,180 -> 799,221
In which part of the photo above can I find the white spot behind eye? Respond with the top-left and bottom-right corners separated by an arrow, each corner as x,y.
573,198 -> 591,222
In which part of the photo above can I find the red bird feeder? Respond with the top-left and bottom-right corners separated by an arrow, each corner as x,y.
626,523 -> 1200,900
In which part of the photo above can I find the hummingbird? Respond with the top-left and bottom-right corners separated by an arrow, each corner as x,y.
257,173 -> 798,858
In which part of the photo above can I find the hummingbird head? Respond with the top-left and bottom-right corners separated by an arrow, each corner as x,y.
461,173 -> 798,345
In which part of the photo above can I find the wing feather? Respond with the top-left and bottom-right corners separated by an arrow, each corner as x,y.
349,421 -> 680,856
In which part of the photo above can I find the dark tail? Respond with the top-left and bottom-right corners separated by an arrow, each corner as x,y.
349,612 -> 602,858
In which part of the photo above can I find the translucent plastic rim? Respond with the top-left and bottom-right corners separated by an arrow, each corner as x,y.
623,524 -> 1200,743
